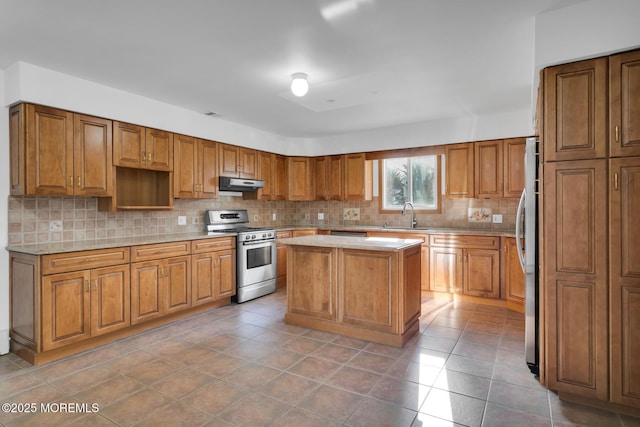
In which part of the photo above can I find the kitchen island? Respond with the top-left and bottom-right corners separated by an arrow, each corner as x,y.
279,235 -> 423,347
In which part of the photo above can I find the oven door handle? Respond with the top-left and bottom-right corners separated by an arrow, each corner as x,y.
242,240 -> 275,247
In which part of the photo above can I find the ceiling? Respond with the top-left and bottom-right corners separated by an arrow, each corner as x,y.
0,0 -> 586,138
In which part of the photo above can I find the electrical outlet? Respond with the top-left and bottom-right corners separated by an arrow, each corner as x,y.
304,213 -> 310,220
492,214 -> 503,224
254,215 -> 259,221
272,213 -> 277,221
318,213 -> 324,220
192,217 -> 199,225
49,220 -> 62,232
178,216 -> 187,225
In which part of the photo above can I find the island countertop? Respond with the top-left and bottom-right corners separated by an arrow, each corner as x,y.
278,234 -> 423,251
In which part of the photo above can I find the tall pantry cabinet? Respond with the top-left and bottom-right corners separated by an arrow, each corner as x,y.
542,49 -> 640,411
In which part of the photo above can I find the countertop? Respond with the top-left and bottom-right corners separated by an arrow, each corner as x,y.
278,225 -> 516,238
278,235 -> 424,251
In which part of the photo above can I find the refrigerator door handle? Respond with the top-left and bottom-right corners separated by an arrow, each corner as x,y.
515,188 -> 526,272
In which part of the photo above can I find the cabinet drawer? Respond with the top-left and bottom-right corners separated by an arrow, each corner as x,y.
131,241 -> 190,262
191,237 -> 236,254
277,231 -> 292,239
429,234 -> 499,250
42,247 -> 130,275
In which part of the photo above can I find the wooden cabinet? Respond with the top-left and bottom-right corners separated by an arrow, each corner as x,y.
253,152 -> 287,201
475,140 -> 503,198
273,155 -> 287,200
174,134 -> 217,199
218,144 -> 257,179
609,156 -> 640,408
113,122 -> 173,171
9,104 -> 112,197
429,234 -> 500,298
130,241 -> 191,324
504,237 -> 525,313
543,57 -> 608,161
276,231 -> 292,288
288,157 -> 314,201
343,153 -> 372,201
610,50 -> 640,157
503,138 -> 526,198
544,159 -> 609,401
315,155 -> 344,200
367,231 -> 429,291
292,229 -> 317,237
288,245 -> 337,321
191,237 -> 236,304
445,143 -> 474,198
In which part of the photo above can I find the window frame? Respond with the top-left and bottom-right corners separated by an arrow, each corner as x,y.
378,154 -> 442,214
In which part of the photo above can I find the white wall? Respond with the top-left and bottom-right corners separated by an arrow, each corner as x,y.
0,69 -> 9,342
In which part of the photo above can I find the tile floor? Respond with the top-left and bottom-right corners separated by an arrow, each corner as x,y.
0,289 -> 638,427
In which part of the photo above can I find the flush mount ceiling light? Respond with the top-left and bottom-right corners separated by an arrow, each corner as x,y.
290,73 -> 309,97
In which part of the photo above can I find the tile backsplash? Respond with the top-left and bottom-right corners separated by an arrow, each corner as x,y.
7,195 -> 518,245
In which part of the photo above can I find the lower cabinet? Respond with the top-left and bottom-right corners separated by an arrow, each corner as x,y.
276,231 -> 291,288
504,237 -> 525,312
191,237 -> 236,304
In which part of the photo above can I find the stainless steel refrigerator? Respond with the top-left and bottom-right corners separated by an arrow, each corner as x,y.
516,136 -> 539,376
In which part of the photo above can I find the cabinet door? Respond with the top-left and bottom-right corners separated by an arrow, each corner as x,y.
503,138 -> 526,198
610,157 -> 640,408
26,104 -> 74,196
273,155 -> 287,200
113,121 -> 145,168
544,159 -> 608,401
9,105 -> 25,195
42,270 -> 91,350
288,246 -> 337,320
130,260 -> 164,324
74,114 -> 112,197
445,143 -> 474,198
343,153 -> 371,201
505,238 -> 525,302
145,128 -> 173,171
610,50 -> 640,157
191,253 -> 215,306
257,151 -> 274,200
173,134 -> 198,198
215,249 -> 236,299
200,139 -> 218,198
544,57 -> 608,161
239,148 -> 257,179
165,256 -> 191,314
288,157 -> 313,200
328,155 -> 344,200
218,144 -> 239,177
475,140 -> 503,198
90,265 -> 130,337
429,247 -> 463,293
276,243 -> 287,288
314,156 -> 327,200
463,249 -> 500,298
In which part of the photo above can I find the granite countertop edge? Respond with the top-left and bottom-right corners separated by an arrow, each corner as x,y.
279,235 -> 424,251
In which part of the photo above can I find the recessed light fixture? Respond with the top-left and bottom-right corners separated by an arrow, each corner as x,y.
291,73 -> 309,97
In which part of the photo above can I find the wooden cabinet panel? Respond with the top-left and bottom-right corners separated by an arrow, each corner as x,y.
9,253 -> 38,348
131,241 -> 190,262
339,249 -> 397,333
314,156 -> 327,200
239,147 -> 257,179
445,143 -> 474,198
9,105 -> 25,195
200,140 -> 218,197
544,58 -> 608,161
276,231 -> 292,288
610,156 -> 640,407
173,134 -> 198,198
273,155 -> 287,200
463,249 -> 499,298
74,114 -> 112,197
287,246 -> 337,320
218,143 -> 239,177
165,256 -> 191,314
544,159 -> 608,400
192,253 -> 215,306
505,237 -> 525,302
191,237 -> 235,254
292,229 -> 317,237
192,247 -> 235,305
215,249 -> 236,299
42,247 -> 130,275
130,261 -> 164,324
256,151 -> 274,200
610,50 -> 640,157
328,155 -> 344,200
113,121 -> 145,168
430,247 -> 462,294
145,128 -> 173,171
42,270 -> 91,350
90,265 -> 130,337
288,157 -> 314,201
343,153 -> 371,201
475,140 -> 503,198
503,138 -> 526,198
429,234 -> 500,250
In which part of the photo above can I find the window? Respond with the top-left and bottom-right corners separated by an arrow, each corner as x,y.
381,155 -> 440,212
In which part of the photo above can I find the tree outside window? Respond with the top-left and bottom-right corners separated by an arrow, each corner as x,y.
382,155 -> 440,212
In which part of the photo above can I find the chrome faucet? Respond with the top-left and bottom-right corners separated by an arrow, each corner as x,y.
401,202 -> 417,228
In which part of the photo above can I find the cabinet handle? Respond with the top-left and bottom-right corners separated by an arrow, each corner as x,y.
85,280 -> 90,293
77,176 -> 81,188
614,172 -> 619,190
615,126 -> 619,142
69,176 -> 73,187
142,151 -> 146,161
159,267 -> 163,277
149,152 -> 153,163
93,280 -> 98,291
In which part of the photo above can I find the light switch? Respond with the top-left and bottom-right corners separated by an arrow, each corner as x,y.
178,216 -> 186,225
318,213 -> 324,220
272,213 -> 277,220
492,214 -> 503,224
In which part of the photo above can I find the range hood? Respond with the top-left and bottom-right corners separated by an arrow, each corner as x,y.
219,176 -> 265,192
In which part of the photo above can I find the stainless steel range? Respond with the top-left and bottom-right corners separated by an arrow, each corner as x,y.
205,209 -> 276,303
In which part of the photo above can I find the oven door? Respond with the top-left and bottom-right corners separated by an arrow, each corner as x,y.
237,239 -> 276,288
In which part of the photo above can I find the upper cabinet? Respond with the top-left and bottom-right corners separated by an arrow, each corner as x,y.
249,151 -> 287,201
10,103 -> 112,197
288,157 -> 314,201
113,122 -> 173,171
543,57 -> 608,161
343,153 -> 372,201
503,138 -> 526,198
315,155 -> 344,200
218,143 -> 257,179
445,143 -> 474,198
474,140 -> 503,198
610,49 -> 640,158
173,134 -> 217,199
